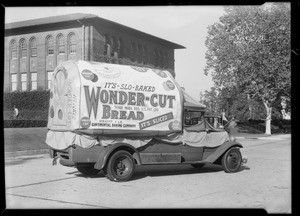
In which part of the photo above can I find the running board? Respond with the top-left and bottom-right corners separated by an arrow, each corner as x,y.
140,153 -> 181,164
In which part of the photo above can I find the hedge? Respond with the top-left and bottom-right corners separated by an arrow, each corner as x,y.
4,120 -> 48,128
4,110 -> 49,120
238,119 -> 291,134
3,90 -> 50,111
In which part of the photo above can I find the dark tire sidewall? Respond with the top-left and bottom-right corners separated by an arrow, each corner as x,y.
106,150 -> 135,182
222,147 -> 242,173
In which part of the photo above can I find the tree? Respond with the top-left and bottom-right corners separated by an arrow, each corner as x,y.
199,87 -> 221,115
204,3 -> 291,134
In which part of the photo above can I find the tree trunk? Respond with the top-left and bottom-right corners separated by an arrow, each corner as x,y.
247,94 -> 252,120
262,99 -> 272,135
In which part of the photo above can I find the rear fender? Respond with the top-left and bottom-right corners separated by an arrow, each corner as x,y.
94,143 -> 141,170
204,141 -> 243,164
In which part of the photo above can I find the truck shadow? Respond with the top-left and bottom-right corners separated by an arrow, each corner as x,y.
131,164 -> 250,181
72,164 -> 250,181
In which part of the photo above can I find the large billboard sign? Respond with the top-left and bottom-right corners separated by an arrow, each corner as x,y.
47,60 -> 183,134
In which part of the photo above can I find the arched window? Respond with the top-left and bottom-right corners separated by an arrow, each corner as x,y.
68,33 -> 76,54
143,46 -> 147,64
117,38 -> 123,58
154,49 -> 158,67
104,34 -> 109,55
160,51 -> 164,68
130,43 -> 136,62
10,40 -> 17,59
164,52 -> 168,68
20,38 -> 27,58
110,36 -> 116,57
57,34 -> 65,54
30,37 -> 37,57
137,44 -> 142,63
159,51 -> 163,68
46,35 -> 54,56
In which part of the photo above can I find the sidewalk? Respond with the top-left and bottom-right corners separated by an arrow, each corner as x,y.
234,133 -> 291,140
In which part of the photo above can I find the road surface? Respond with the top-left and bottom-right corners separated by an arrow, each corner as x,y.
4,136 -> 291,213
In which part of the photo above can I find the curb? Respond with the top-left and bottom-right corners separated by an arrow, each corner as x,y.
235,135 -> 291,140
5,149 -> 49,158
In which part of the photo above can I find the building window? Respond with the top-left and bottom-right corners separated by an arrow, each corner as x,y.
30,37 -> 37,57
10,40 -> 17,59
68,33 -> 76,54
104,34 -> 109,56
117,38 -> 123,58
46,36 -> 54,56
164,52 -> 168,68
160,51 -> 164,68
31,72 -> 37,90
154,49 -> 158,67
130,43 -> 136,62
142,46 -> 147,64
20,38 -> 27,58
110,37 -> 116,57
57,34 -> 65,54
137,44 -> 142,63
11,74 -> 17,91
47,71 -> 54,89
21,73 -> 27,91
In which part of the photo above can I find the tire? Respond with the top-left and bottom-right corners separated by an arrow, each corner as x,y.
76,163 -> 99,176
105,150 -> 135,182
191,163 -> 205,169
221,147 -> 242,173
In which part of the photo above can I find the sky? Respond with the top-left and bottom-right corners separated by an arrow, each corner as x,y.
5,6 -> 226,100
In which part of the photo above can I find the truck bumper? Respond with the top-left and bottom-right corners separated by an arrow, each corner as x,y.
50,148 -> 75,167
49,145 -> 104,167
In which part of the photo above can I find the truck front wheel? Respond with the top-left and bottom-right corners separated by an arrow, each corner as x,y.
221,147 -> 242,173
105,150 -> 135,182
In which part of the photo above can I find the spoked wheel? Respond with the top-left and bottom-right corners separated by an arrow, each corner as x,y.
76,163 -> 99,175
191,163 -> 205,169
221,147 -> 242,173
105,150 -> 135,182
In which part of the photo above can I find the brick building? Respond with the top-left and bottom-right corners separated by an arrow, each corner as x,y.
4,13 -> 185,92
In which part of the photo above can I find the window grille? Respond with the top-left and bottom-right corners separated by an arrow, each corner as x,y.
68,33 -> 76,54
31,72 -> 37,90
57,35 -> 65,54
20,39 -> 27,58
47,36 -> 54,55
47,71 -> 54,89
21,73 -> 27,91
30,38 -> 37,57
11,74 -> 17,91
10,40 -> 17,59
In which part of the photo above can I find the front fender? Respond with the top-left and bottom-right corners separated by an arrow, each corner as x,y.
94,143 -> 141,170
203,141 -> 243,164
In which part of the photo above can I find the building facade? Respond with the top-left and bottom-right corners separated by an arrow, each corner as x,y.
4,13 -> 185,92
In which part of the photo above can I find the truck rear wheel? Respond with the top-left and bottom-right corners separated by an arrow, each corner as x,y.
76,163 -> 99,176
221,147 -> 242,173
105,150 -> 135,182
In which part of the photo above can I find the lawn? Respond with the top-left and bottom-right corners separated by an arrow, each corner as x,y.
4,127 -> 49,152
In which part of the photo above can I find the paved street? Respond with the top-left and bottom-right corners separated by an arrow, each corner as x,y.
4,135 -> 291,212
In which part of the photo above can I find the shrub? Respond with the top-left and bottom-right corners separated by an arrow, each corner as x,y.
3,110 -> 49,120
3,90 -> 50,121
3,90 -> 50,111
4,120 -> 48,128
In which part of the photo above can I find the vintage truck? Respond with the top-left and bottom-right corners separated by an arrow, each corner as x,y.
46,60 -> 247,182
